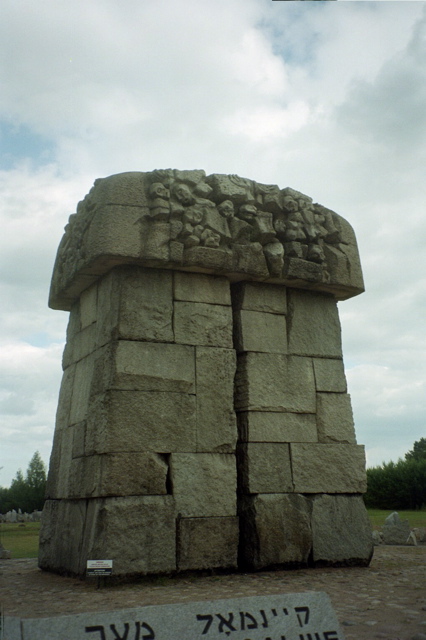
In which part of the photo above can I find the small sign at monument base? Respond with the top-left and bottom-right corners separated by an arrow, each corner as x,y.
2,591 -> 346,639
86,560 -> 113,577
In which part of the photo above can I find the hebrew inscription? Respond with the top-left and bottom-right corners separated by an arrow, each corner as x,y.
10,593 -> 344,640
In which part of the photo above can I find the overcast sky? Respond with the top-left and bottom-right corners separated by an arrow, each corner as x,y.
0,0 -> 425,488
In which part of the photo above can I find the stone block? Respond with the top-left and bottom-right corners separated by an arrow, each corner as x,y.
235,353 -> 316,413
239,493 -> 312,570
316,393 -> 356,443
69,354 -> 96,425
73,323 -> 98,362
68,452 -> 168,498
238,443 -> 293,493
313,358 -> 347,392
234,310 -> 287,354
232,281 -> 287,314
382,512 -> 411,545
177,517 -> 239,570
311,494 -> 373,565
170,453 -> 236,517
287,290 -> 342,357
114,341 -> 195,393
195,347 -> 237,452
45,425 -> 74,498
291,443 -> 367,493
55,364 -> 75,427
174,301 -> 233,348
71,421 -> 86,458
86,390 -> 196,454
79,282 -> 97,328
38,499 -> 87,575
86,171 -> 149,207
118,267 -> 174,342
84,496 -> 176,576
174,272 -> 231,305
238,411 -> 318,443
85,204 -> 144,261
96,267 -> 174,345
62,306 -> 81,367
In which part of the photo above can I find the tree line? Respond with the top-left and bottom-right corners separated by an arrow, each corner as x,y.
364,438 -> 426,510
0,451 -> 47,513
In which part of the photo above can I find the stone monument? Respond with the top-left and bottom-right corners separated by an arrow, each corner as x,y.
39,169 -> 373,577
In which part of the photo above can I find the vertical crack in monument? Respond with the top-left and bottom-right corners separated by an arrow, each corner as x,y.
39,169 -> 373,577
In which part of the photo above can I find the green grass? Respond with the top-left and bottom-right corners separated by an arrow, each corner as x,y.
0,522 -> 41,559
367,508 -> 426,530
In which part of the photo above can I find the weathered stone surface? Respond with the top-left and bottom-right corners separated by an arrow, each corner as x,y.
234,310 -> 287,354
238,443 -> 293,493
45,426 -> 73,498
382,512 -> 411,545
287,290 -> 343,357
68,452 -> 168,498
238,411 -> 318,443
316,393 -> 356,443
311,494 -> 373,565
239,493 -> 312,570
86,390 -> 196,454
313,357 -> 347,392
54,364 -> 75,427
291,443 -> 367,493
235,353 -> 316,412
38,499 -> 87,575
117,267 -> 174,342
114,341 -> 195,393
195,347 -> 237,452
49,170 -> 364,311
79,282 -> 97,329
44,169 -> 368,577
174,301 -> 233,348
8,593 -> 344,640
96,267 -> 174,345
85,496 -> 177,575
69,354 -> 95,425
174,271 -> 231,305
232,282 -> 287,314
177,517 -> 239,570
170,453 -> 236,517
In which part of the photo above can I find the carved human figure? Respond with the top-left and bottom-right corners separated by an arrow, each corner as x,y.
148,182 -> 170,220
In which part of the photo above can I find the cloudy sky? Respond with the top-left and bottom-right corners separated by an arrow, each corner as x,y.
0,0 -> 425,488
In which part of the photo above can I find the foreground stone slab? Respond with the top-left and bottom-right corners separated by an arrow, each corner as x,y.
3,592 -> 344,640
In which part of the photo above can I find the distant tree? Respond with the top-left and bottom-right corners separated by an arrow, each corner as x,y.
0,452 -> 47,513
24,451 -> 47,512
365,439 -> 426,510
405,437 -> 426,462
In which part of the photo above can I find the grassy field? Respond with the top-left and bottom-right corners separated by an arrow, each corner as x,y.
0,522 -> 41,559
1,510 -> 425,559
367,508 -> 426,530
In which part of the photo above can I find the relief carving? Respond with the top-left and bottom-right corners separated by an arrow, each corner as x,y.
49,170 -> 363,310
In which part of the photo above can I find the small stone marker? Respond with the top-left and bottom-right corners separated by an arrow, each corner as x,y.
2,592 -> 345,639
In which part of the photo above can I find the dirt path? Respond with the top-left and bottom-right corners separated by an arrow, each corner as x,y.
1,546 -> 426,639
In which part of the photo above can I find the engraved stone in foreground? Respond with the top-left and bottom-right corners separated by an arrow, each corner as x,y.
3,592 -> 345,640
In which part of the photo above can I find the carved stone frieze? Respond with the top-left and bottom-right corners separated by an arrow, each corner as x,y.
49,170 -> 364,310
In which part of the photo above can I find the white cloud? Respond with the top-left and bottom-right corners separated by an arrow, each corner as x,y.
0,0 -> 425,486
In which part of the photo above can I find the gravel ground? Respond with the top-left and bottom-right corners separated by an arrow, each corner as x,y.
1,545 -> 426,639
